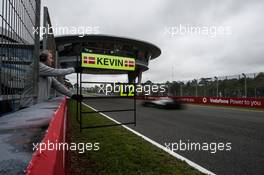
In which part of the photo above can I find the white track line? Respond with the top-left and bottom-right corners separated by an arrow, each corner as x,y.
82,102 -> 216,175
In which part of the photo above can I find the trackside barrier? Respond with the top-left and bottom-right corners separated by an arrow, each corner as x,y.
26,98 -> 67,175
138,96 -> 264,108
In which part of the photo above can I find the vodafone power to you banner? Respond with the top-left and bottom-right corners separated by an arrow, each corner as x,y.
180,96 -> 264,108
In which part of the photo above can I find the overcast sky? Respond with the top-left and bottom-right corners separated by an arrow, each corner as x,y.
42,0 -> 264,83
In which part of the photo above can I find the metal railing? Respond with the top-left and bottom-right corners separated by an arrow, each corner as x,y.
42,6 -> 59,98
167,72 -> 264,98
0,0 -> 40,114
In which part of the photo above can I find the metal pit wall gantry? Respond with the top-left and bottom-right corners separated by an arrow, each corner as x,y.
75,51 -> 137,132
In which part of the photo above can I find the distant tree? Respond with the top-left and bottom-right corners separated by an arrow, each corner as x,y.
145,80 -> 153,84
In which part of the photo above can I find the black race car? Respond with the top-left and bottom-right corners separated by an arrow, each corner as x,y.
142,97 -> 183,109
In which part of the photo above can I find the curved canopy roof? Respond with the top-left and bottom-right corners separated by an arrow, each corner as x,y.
54,34 -> 161,59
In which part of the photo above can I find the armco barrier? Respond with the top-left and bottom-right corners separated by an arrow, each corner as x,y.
138,96 -> 264,108
26,98 -> 67,175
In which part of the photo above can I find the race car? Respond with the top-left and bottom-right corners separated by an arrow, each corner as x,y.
142,97 -> 183,109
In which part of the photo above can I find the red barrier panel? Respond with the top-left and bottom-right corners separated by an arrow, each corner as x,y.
26,98 -> 67,175
138,96 -> 264,108
178,96 -> 264,108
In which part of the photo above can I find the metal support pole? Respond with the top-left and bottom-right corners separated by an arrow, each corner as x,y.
196,79 -> 198,97
80,71 -> 82,132
215,77 -> 218,97
134,83 -> 136,126
76,56 -> 79,122
180,83 -> 183,97
33,0 -> 41,104
43,7 -> 48,50
242,73 -> 247,97
76,72 -> 79,122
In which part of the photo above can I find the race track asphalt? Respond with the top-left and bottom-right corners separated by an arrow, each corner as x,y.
83,98 -> 264,175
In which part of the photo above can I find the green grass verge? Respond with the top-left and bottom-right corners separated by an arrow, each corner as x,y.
67,100 -> 204,175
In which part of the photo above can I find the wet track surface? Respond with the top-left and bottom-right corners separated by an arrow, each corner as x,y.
84,98 -> 264,175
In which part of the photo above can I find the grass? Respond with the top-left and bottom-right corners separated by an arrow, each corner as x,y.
67,100 -> 204,175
